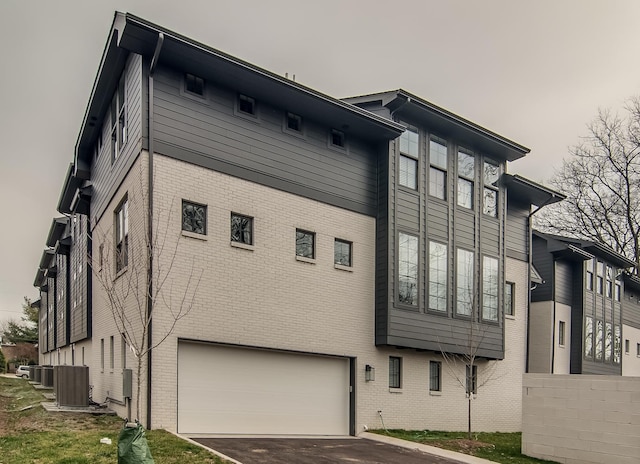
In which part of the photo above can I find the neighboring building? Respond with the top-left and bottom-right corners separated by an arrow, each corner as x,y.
530,231 -> 637,375
621,273 -> 640,376
33,12 -> 562,435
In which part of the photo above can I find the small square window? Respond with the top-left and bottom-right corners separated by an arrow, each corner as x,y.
238,94 -> 255,115
330,129 -> 345,148
429,361 -> 441,392
182,200 -> 207,235
231,213 -> 253,245
185,73 -> 205,96
286,112 -> 302,132
389,356 -> 401,388
334,239 -> 352,267
296,229 -> 315,259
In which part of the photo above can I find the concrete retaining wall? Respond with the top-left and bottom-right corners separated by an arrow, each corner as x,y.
522,374 -> 640,464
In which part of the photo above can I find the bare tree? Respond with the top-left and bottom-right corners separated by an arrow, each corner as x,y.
536,97 -> 640,269
90,169 -> 202,423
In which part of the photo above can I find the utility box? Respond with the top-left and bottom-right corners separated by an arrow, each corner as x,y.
54,365 -> 89,407
123,368 -> 133,399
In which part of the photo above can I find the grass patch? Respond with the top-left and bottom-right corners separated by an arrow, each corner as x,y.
371,429 -> 559,464
0,376 -> 229,464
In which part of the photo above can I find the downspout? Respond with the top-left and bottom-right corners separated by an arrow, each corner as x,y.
146,32 -> 164,430
526,195 -> 558,373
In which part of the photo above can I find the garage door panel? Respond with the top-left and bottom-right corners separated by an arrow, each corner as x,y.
178,343 -> 350,435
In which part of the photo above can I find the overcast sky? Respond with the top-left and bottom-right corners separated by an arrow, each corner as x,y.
1,0 -> 639,323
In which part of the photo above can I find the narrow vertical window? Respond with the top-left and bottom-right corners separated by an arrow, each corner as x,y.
505,282 -> 515,316
428,241 -> 447,312
182,200 -> 207,235
614,325 -> 621,363
483,161 -> 499,217
111,74 -> 127,162
558,321 -> 565,346
109,335 -> 114,370
637,343 -> 640,356
100,338 -> 105,371
596,261 -> 604,294
615,282 -> 621,301
606,266 -> 613,298
584,316 -> 593,358
605,322 -> 612,361
586,259 -> 594,291
482,256 -> 499,321
466,365 -> 477,396
429,361 -> 441,392
295,229 -> 315,259
456,249 -> 474,316
115,198 -> 128,273
429,138 -> 447,199
398,233 -> 418,306
231,213 -> 253,245
625,339 -> 630,354
121,333 -> 127,370
399,128 -> 419,190
595,319 -> 604,360
457,151 -> 475,209
389,356 -> 401,388
334,239 -> 352,267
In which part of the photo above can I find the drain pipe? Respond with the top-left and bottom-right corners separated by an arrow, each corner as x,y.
378,410 -> 388,433
146,31 -> 164,431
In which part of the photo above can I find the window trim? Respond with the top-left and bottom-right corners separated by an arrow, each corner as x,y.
295,228 -> 316,262
428,240 -> 447,313
329,129 -> 347,151
183,72 -> 206,98
505,281 -> 515,317
235,93 -> 259,120
429,360 -> 442,393
111,74 -> 127,164
181,199 -> 208,236
283,112 -> 304,136
558,320 -> 566,346
457,150 -> 475,209
455,248 -> 474,317
398,231 -> 419,308
114,196 -> 129,274
389,356 -> 402,389
481,255 -> 499,322
231,212 -> 254,247
334,238 -> 353,269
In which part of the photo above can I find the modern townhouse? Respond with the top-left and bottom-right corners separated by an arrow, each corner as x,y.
33,12 -> 562,435
529,230 -> 639,375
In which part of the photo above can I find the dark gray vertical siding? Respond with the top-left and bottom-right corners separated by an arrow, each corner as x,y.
426,201 -> 448,237
454,210 -> 476,248
531,236 -> 553,302
152,66 -> 378,215
39,293 -> 48,354
396,190 -> 420,230
480,220 -> 500,253
55,253 -> 68,348
91,53 -> 143,225
505,200 -> 529,257
623,288 -> 640,327
375,143 -> 391,344
47,277 -> 55,352
570,262 -> 584,373
555,261 -> 573,305
70,214 -> 90,343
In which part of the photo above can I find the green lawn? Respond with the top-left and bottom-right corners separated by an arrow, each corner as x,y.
0,376 -> 229,464
371,429 -> 559,464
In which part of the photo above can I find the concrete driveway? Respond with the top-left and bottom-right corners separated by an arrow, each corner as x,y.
191,436 -> 474,464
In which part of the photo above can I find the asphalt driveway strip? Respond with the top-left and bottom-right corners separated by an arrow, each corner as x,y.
192,437 -> 467,464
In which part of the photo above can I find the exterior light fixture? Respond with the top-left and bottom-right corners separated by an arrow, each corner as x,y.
365,364 -> 375,382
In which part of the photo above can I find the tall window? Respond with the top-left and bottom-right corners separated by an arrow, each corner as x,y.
605,322 -> 612,361
457,151 -> 475,209
482,256 -> 498,321
115,198 -> 128,272
100,338 -> 105,371
586,259 -> 594,291
428,241 -> 447,312
466,365 -> 477,396
399,128 -> 419,189
584,316 -> 593,358
615,282 -> 621,301
121,333 -> 127,370
614,325 -> 621,363
483,161 -> 499,217
398,233 -> 419,306
389,356 -> 402,388
109,335 -> 114,370
595,319 -> 604,360
429,361 -> 441,392
505,282 -> 515,316
334,239 -> 352,267
606,266 -> 613,298
596,261 -> 604,294
182,200 -> 207,235
456,249 -> 474,316
295,229 -> 315,259
111,75 -> 127,162
231,213 -> 253,245
625,339 -> 629,354
429,138 -> 447,199
558,321 -> 565,346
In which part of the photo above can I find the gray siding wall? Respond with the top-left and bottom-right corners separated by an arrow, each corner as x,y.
152,65 -> 379,216
39,293 -> 48,354
531,235 -> 553,302
70,214 -> 90,343
570,263 -> 584,373
55,252 -> 68,348
46,277 -> 55,352
505,199 -> 529,260
381,124 -> 506,358
623,287 -> 640,328
375,142 -> 391,344
90,53 -> 143,226
554,260 -> 573,305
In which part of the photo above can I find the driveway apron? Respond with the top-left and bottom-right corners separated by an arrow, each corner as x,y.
192,437 -> 467,464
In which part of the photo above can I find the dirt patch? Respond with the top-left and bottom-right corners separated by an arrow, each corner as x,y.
424,438 -> 495,455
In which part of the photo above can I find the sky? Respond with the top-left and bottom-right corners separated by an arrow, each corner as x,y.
1,0 -> 639,323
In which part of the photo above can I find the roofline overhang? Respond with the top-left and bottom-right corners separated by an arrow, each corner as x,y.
345,89 -> 530,162
45,217 -> 69,248
502,174 -> 566,207
33,269 -> 46,288
623,272 -> 640,292
38,249 -> 55,270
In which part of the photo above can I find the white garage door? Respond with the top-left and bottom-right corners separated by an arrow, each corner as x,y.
177,342 -> 350,435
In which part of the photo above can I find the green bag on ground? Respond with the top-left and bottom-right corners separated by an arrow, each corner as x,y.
117,422 -> 155,464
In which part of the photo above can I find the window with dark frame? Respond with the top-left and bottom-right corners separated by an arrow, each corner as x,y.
238,94 -> 255,115
185,73 -> 205,96
286,112 -> 302,132
111,74 -> 127,163
182,200 -> 207,235
505,282 -> 515,316
625,339 -> 630,354
482,256 -> 499,321
428,241 -> 447,312
429,361 -> 441,392
558,321 -> 565,346
586,259 -> 594,291
296,229 -> 315,259
115,198 -> 128,273
399,128 -> 419,190
398,232 -> 418,306
330,129 -> 345,148
584,316 -> 594,358
466,364 -> 477,396
109,335 -> 114,370
457,151 -> 475,209
231,213 -> 253,245
637,343 -> 640,356
483,161 -> 499,217
456,248 -> 474,316
334,239 -> 352,267
429,138 -> 447,199
389,356 -> 401,388
596,261 -> 604,294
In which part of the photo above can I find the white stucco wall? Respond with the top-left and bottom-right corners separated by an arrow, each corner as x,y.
529,301 -> 553,373
554,303 -> 572,374
622,324 -> 640,377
